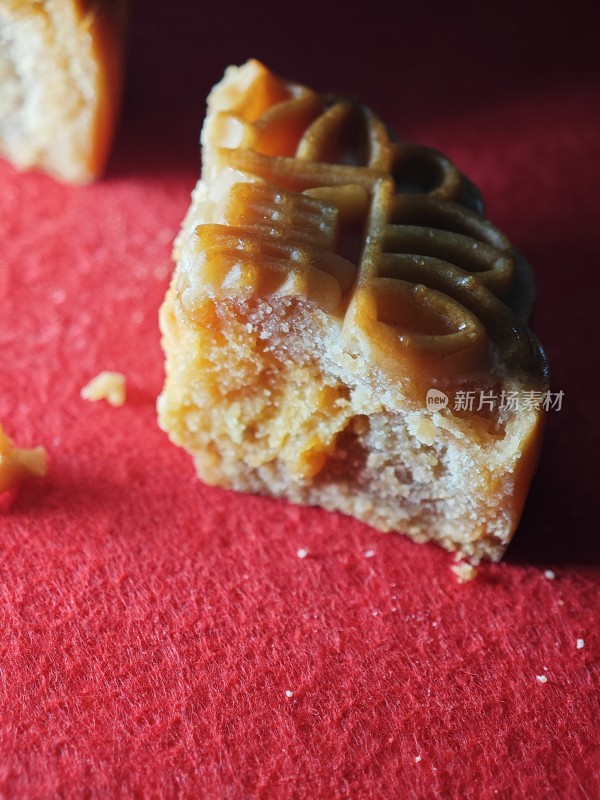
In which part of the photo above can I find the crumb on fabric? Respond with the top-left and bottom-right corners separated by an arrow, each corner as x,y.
285,690 -> 293,698
364,549 -> 375,558
451,562 -> 477,583
81,371 -> 126,407
544,569 -> 556,580
576,639 -> 585,649
415,756 -> 422,763
296,548 -> 308,559
0,423 -> 47,494
536,675 -> 548,683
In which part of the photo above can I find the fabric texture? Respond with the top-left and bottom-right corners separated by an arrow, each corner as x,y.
1,1 -> 598,797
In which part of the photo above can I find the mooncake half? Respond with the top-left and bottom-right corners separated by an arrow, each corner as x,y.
0,0 -> 125,184
158,60 -> 548,562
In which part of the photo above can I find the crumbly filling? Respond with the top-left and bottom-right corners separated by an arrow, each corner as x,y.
0,2 -> 97,181
159,291 -> 533,560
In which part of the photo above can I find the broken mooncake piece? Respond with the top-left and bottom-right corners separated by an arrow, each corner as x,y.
0,0 -> 125,184
158,60 -> 548,562
0,422 -> 47,494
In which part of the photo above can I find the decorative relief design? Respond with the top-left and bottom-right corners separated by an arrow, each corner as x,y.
188,60 -> 546,384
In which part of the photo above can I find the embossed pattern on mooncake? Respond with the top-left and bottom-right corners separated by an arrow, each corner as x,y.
180,59 -> 546,394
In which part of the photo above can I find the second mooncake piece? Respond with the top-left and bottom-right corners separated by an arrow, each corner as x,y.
0,0 -> 125,184
158,60 -> 548,562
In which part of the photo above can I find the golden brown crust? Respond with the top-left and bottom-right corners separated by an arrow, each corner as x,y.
179,61 -> 546,397
80,0 -> 126,181
502,407 -> 547,540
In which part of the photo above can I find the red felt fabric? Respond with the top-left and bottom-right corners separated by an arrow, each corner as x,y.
1,1 -> 599,797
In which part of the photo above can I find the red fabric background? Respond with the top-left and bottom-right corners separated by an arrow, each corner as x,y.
1,1 -> 599,797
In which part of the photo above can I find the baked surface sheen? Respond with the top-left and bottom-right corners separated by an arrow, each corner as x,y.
159,60 -> 548,562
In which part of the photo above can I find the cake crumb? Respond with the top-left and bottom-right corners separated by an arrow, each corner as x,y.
81,371 -> 126,407
451,562 -> 477,583
536,675 -> 548,683
364,549 -> 375,558
0,423 -> 47,494
296,548 -> 308,559
576,639 -> 585,650
285,690 -> 293,698
543,569 -> 556,580
415,756 -> 422,763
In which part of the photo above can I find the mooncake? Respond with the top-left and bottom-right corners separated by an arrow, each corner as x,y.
0,0 -> 125,184
158,60 -> 548,562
